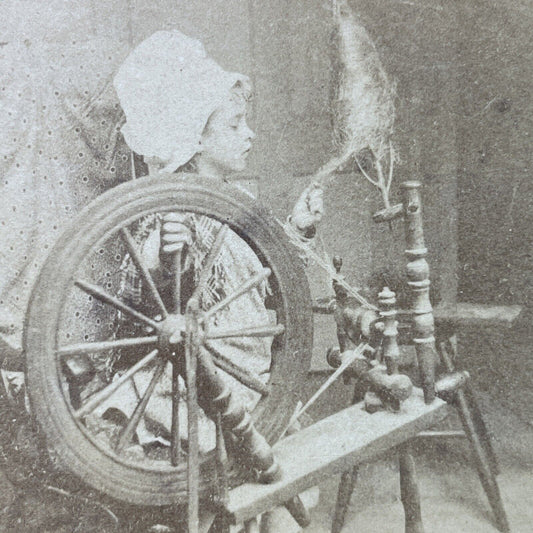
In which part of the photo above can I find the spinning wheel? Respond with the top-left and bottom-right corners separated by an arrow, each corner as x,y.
24,174 -> 313,509
24,176 -> 509,533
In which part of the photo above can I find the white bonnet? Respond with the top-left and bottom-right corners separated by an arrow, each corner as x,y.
114,30 -> 248,170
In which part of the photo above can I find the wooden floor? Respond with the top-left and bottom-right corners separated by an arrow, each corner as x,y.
304,397 -> 533,533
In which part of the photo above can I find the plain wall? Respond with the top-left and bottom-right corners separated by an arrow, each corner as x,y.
4,0 -> 531,308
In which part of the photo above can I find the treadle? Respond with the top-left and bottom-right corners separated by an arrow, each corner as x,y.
223,388 -> 450,525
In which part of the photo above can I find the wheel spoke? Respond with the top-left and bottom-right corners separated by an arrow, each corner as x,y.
170,361 -> 181,465
191,223 -> 229,302
115,358 -> 166,453
214,412 -> 229,505
204,343 -> 270,396
202,268 -> 271,322
171,248 -> 183,314
205,323 -> 285,340
75,279 -> 160,331
57,336 -> 158,357
74,349 -> 159,418
185,304 -> 200,533
120,227 -> 168,318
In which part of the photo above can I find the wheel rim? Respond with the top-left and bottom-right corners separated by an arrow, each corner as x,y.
25,175 -> 313,506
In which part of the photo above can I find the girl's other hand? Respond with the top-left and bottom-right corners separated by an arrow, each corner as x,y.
160,212 -> 193,255
291,183 -> 324,235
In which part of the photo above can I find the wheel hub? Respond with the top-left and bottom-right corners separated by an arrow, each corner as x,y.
158,313 -> 187,350
158,310 -> 205,352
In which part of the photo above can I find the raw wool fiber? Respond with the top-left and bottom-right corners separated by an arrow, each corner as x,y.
317,0 -> 397,208
331,1 -> 395,159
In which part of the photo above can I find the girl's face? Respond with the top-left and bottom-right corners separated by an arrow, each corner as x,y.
197,97 -> 255,177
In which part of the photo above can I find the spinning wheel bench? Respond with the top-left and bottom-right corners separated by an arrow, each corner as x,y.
23,175 -> 509,533
224,389 -> 450,527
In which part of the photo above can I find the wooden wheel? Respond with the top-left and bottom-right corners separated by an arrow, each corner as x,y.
24,174 -> 313,507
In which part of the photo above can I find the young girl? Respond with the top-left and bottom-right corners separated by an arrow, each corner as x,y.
108,31 -> 322,532
109,30 -> 321,530
105,28 -> 322,445
114,30 -> 322,235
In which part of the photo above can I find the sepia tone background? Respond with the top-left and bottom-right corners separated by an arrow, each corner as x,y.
4,0 -> 531,306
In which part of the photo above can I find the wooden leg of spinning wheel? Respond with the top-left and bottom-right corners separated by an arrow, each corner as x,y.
285,495 -> 311,528
441,340 -> 500,477
454,391 -> 510,532
463,384 -> 500,476
331,465 -> 358,533
331,372 -> 369,533
244,517 -> 260,533
439,341 -> 504,513
207,514 -> 231,533
399,443 -> 424,533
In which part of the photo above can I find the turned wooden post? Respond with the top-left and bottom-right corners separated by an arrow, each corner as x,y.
379,286 -> 424,532
197,347 -> 281,483
379,287 -> 400,375
401,181 -> 436,404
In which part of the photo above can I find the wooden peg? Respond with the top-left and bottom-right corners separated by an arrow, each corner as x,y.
372,202 -> 404,223
435,371 -> 469,403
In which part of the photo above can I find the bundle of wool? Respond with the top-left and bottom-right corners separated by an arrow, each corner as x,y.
314,0 -> 397,208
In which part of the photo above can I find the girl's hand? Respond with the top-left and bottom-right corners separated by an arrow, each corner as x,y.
159,213 -> 193,272
291,183 -> 324,235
